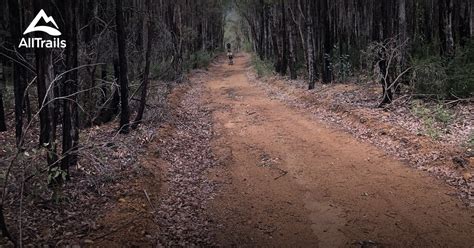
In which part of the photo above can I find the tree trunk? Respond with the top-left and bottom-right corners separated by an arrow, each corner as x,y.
288,9 -> 298,80
101,64 -> 108,104
0,58 -> 6,132
35,48 -> 52,147
470,0 -> 474,37
397,0 -> 408,93
270,7 -> 281,73
0,89 -> 6,132
34,0 -> 53,148
258,0 -> 265,59
8,0 -> 25,146
115,0 -> 130,134
62,0 -> 80,173
306,0 -> 316,90
321,0 -> 332,84
439,0 -> 455,57
279,0 -> 288,76
133,0 -> 153,129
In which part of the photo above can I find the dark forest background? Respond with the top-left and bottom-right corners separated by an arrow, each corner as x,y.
0,0 -> 473,246
234,0 -> 473,105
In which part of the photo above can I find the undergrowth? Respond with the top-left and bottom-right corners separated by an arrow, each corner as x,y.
411,101 -> 454,140
251,54 -> 274,78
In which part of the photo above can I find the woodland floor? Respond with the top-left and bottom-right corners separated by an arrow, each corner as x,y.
1,53 -> 473,247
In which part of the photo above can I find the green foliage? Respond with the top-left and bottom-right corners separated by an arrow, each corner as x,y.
411,41 -> 474,99
242,40 -> 253,52
411,57 -> 448,97
411,101 -> 453,140
186,50 -> 214,71
328,45 -> 353,82
47,167 -> 68,185
445,41 -> 474,98
251,54 -> 273,78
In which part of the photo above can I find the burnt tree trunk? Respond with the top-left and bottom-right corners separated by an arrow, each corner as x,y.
439,0 -> 455,57
321,0 -> 332,84
279,0 -> 288,76
34,0 -> 57,165
34,0 -> 52,148
62,0 -> 80,173
115,0 -> 131,134
133,1 -> 153,129
8,0 -> 25,146
0,58 -> 6,132
288,5 -> 298,80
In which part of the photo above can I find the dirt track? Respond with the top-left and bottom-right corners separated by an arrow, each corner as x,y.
205,54 -> 474,247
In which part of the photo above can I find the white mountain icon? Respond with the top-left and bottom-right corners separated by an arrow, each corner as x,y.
23,9 -> 61,36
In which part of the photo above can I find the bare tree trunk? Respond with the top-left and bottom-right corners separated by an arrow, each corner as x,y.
100,64 -> 108,104
397,0 -> 408,93
133,0 -> 153,129
258,0 -> 265,58
279,0 -> 288,76
0,58 -> 6,132
34,0 -> 57,164
306,0 -> 316,90
321,0 -> 332,84
0,89 -> 6,132
34,0 -> 53,148
35,48 -> 52,147
8,0 -> 25,146
288,10 -> 298,80
62,0 -> 80,174
470,0 -> 474,37
115,0 -> 130,134
440,0 -> 455,57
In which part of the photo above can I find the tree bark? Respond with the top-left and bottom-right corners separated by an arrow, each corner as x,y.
8,0 -> 25,146
279,0 -> 288,76
62,0 -> 80,173
288,5 -> 298,80
0,58 -> 6,132
321,0 -> 332,84
115,0 -> 131,134
439,0 -> 455,57
133,0 -> 153,129
0,88 -> 6,132
306,0 -> 316,90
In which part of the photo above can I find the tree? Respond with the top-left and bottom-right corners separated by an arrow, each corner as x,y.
61,0 -> 80,173
439,0 -> 455,58
115,0 -> 130,134
0,59 -> 6,132
7,0 -> 25,146
305,0 -> 317,90
321,0 -> 332,84
133,0 -> 154,129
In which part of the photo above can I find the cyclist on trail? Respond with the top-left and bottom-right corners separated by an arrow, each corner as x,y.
226,43 -> 234,65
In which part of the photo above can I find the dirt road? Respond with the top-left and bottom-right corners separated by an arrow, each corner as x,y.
205,54 -> 474,247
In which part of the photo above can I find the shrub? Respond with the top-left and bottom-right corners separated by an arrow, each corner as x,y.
411,101 -> 453,140
188,50 -> 213,70
445,41 -> 474,98
251,54 -> 273,78
411,57 -> 448,98
410,41 -> 474,99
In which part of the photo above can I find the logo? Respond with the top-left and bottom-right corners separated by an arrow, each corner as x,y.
24,9 -> 61,36
19,9 -> 66,49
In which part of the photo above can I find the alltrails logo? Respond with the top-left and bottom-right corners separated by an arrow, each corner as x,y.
19,9 -> 66,49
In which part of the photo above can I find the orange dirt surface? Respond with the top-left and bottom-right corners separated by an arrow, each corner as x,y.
205,53 -> 474,247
